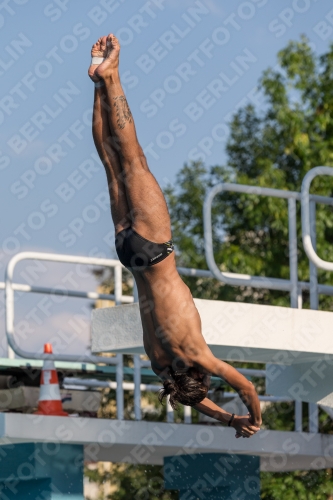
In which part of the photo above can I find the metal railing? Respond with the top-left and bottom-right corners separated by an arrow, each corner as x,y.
62,366 -> 319,432
5,251 -> 131,363
204,167 -> 333,309
63,371 -> 296,420
302,166 -> 333,272
4,251 -> 130,420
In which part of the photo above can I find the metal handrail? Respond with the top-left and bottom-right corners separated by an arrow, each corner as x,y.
63,377 -> 291,402
63,377 -> 162,392
63,376 -> 296,428
5,251 -> 127,420
5,252 -> 130,363
175,269 -> 333,296
302,166 -> 333,271
204,184 -> 299,293
0,281 -> 133,302
204,179 -> 333,307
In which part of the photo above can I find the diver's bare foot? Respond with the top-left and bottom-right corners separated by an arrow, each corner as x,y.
95,34 -> 120,80
88,36 -> 107,83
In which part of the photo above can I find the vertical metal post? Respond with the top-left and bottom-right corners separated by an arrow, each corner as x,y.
184,405 -> 192,424
133,281 -> 139,303
114,265 -> 122,306
134,355 -> 142,420
288,198 -> 298,308
7,346 -> 15,359
5,265 -> 15,359
294,400 -> 302,432
297,287 -> 303,309
132,278 -> 141,420
167,398 -> 174,423
309,402 -> 319,433
114,265 -> 124,419
309,200 -> 318,310
116,353 -> 124,420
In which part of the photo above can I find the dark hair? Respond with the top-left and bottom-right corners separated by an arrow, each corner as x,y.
158,368 -> 208,410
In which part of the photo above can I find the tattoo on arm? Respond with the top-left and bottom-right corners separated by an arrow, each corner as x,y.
113,95 -> 133,129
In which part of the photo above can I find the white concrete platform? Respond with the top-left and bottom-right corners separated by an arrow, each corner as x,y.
0,413 -> 332,472
266,362 -> 333,407
92,300 -> 333,364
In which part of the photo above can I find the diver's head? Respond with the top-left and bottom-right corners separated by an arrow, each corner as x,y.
158,367 -> 210,409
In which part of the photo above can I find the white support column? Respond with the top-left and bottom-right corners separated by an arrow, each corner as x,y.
308,202 -> 318,432
8,345 -> 15,360
167,398 -> 174,423
309,200 -> 318,310
297,287 -> 303,309
114,265 -> 122,306
134,355 -> 141,421
116,353 -> 124,420
132,277 -> 141,420
288,198 -> 298,308
184,405 -> 192,424
114,265 -> 124,420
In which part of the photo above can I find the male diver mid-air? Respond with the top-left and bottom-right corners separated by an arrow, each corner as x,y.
89,34 -> 261,438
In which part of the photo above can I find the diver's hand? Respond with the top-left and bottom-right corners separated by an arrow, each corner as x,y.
232,413 -> 260,438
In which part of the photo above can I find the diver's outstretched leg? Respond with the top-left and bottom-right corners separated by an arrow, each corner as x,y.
96,34 -> 172,243
89,36 -> 131,234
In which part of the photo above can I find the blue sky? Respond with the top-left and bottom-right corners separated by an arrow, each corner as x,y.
1,0 -> 332,357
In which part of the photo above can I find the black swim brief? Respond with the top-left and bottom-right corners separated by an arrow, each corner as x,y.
115,227 -> 174,271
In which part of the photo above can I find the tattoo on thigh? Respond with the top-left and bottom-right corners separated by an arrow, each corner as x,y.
113,96 -> 132,129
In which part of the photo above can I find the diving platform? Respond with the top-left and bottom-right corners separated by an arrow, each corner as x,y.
92,299 -> 333,407
0,413 -> 332,473
92,299 -> 333,365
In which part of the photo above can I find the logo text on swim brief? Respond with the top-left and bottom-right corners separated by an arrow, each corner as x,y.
150,253 -> 163,262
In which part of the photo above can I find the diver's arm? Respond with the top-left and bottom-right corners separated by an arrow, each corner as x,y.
193,397 -> 233,424
213,358 -> 262,426
199,349 -> 262,427
194,398 -> 260,438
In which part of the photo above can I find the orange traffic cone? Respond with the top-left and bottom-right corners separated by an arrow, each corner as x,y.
34,343 -> 68,416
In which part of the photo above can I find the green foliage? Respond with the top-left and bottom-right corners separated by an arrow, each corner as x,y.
85,463 -> 177,500
261,469 -> 333,500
